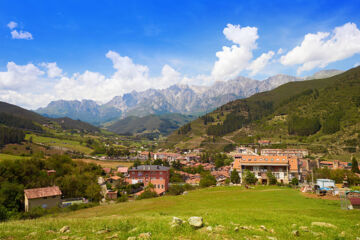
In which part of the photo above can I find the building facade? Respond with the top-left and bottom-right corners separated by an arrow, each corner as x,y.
232,155 -> 300,184
24,186 -> 62,212
127,165 -> 170,195
260,149 -> 309,158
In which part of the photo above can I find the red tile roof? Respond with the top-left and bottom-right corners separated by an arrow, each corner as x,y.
24,186 -> 62,199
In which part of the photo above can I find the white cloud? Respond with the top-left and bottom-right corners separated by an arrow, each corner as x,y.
7,21 -> 18,29
211,24 -> 260,80
277,48 -> 284,55
280,22 -> 360,74
247,51 -> 275,76
40,62 -> 63,78
11,30 -> 33,40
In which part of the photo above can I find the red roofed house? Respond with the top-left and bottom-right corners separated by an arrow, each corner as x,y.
24,186 -> 62,212
117,166 -> 129,175
126,165 -> 170,195
232,155 -> 300,184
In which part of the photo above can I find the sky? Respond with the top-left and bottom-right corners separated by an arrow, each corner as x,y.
1,0 -> 360,109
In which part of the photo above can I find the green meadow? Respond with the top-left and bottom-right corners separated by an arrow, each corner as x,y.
0,153 -> 30,161
0,186 -> 359,239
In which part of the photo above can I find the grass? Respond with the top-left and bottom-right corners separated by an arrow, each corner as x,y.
25,134 -> 93,154
1,186 -> 359,239
0,153 -> 30,161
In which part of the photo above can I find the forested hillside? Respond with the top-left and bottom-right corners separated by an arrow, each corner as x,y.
164,66 -> 360,158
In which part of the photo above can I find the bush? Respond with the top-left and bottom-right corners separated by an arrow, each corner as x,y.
0,205 -> 8,222
266,172 -> 277,185
290,177 -> 299,186
117,194 -> 128,203
137,190 -> 158,200
21,207 -> 47,220
288,115 -> 321,136
200,172 -> 217,188
168,185 -> 185,195
230,169 -> 240,184
243,170 -> 257,185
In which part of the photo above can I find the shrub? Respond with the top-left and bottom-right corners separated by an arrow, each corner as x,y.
230,169 -> 240,184
243,170 -> 257,185
21,207 -> 46,220
0,205 -> 8,222
288,115 -> 321,136
291,177 -> 299,186
137,190 -> 158,200
200,172 -> 217,188
168,185 -> 185,195
117,194 -> 128,203
266,171 -> 277,185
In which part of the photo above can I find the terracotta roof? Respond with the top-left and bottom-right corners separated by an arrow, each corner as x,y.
117,167 -> 129,173
24,186 -> 62,199
109,175 -> 122,180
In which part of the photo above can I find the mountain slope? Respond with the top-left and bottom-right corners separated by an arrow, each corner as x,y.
164,67 -> 360,154
106,113 -> 196,138
0,101 -> 99,133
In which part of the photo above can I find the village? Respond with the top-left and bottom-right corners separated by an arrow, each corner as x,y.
22,139 -> 360,213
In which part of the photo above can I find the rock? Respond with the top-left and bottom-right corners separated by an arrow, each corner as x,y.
138,232 -> 151,239
240,226 -> 252,230
172,217 -> 184,225
259,225 -> 267,231
311,222 -> 337,228
299,226 -> 309,232
183,191 -> 188,195
97,229 -> 110,234
127,237 -> 136,240
206,226 -> 213,232
28,232 -> 37,237
59,226 -> 70,233
267,237 -> 277,240
214,225 -> 224,232
311,231 -> 323,237
106,234 -> 118,239
292,230 -> 300,237
46,230 -> 56,234
269,229 -> 275,234
188,216 -> 203,228
234,226 -> 239,232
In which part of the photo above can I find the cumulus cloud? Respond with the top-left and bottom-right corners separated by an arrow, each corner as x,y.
7,21 -> 18,29
10,30 -> 33,40
280,22 -> 360,74
40,62 -> 63,78
247,51 -> 275,76
211,24 -> 273,80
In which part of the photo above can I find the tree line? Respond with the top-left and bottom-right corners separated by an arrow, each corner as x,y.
0,126 -> 25,146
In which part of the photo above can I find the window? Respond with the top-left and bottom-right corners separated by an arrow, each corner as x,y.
158,184 -> 160,189
161,185 -> 164,189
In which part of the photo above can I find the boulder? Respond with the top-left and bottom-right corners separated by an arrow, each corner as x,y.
299,226 -> 309,232
206,226 -> 213,232
172,217 -> 184,225
234,226 -> 239,232
188,216 -> 203,228
59,226 -> 70,233
259,225 -> 267,231
311,222 -> 337,228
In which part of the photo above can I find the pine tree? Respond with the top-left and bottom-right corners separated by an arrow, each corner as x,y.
351,157 -> 360,173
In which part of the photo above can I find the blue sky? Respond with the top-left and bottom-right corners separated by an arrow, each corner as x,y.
1,0 -> 360,108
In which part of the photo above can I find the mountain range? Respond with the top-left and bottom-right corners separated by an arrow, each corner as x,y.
36,70 -> 343,126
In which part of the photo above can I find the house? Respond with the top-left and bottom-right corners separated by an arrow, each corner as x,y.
126,165 -> 170,195
258,140 -> 271,146
24,186 -> 62,212
154,152 -> 181,162
107,175 -> 122,187
105,190 -> 118,200
319,160 -> 351,170
46,170 -> 56,176
103,167 -> 111,175
261,149 -> 309,158
232,155 -> 300,184
139,151 -> 154,160
117,166 -> 129,175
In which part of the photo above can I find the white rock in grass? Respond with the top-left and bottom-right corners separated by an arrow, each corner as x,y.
188,216 -> 203,228
127,237 -> 136,240
267,237 -> 277,240
172,217 -> 184,225
206,226 -> 213,232
59,226 -> 70,233
311,222 -> 337,228
299,226 -> 309,232
292,230 -> 300,237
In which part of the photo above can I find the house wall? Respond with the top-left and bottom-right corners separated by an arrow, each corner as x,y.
128,170 -> 170,194
25,195 -> 61,212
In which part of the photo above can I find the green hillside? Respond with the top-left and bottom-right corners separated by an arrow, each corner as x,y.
164,67 -> 360,157
0,186 -> 359,239
106,113 -> 196,138
0,101 -> 99,133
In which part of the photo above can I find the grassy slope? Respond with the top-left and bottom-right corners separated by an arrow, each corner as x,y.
0,153 -> 30,161
25,134 -> 93,154
164,67 -> 360,154
1,187 -> 359,239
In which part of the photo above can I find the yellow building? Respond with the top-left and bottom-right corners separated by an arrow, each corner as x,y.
24,186 -> 62,212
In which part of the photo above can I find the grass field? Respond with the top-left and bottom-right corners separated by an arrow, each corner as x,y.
25,134 -> 93,154
0,153 -> 30,161
0,186 -> 359,239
